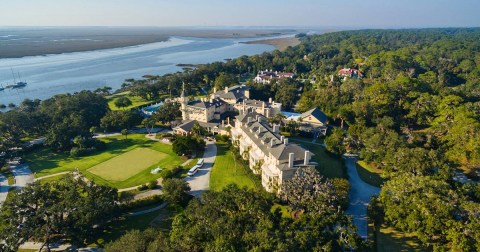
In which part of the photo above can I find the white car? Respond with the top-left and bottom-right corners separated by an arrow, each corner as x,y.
187,165 -> 200,176
196,158 -> 204,167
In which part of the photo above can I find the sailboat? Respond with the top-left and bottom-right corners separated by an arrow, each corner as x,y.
6,68 -> 27,89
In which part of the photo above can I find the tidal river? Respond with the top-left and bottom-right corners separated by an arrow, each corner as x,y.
0,36 -> 274,106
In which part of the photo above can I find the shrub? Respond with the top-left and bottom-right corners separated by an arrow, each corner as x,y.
121,195 -> 163,211
138,184 -> 148,191
160,166 -> 183,179
148,180 -> 158,189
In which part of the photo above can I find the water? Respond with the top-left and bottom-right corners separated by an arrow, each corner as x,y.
0,36 -> 275,106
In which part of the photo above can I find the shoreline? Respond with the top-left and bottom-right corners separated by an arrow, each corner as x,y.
0,28 -> 298,59
242,37 -> 301,51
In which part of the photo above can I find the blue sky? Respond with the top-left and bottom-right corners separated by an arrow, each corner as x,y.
1,0 -> 479,28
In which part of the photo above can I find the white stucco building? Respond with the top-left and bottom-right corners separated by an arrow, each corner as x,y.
230,112 -> 317,192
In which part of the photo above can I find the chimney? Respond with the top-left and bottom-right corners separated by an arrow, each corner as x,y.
257,126 -> 262,133
262,102 -> 265,110
269,97 -> 272,103
304,151 -> 310,165
255,115 -> 260,121
288,153 -> 294,168
222,120 -> 225,127
266,109 -> 270,118
225,86 -> 228,93
210,98 -> 213,103
227,117 -> 230,125
280,136 -> 284,142
213,87 -> 217,94
245,90 -> 250,99
284,138 -> 289,145
247,117 -> 252,123
270,139 -> 275,147
273,125 -> 280,133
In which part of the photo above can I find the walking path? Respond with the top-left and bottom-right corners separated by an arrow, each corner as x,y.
34,171 -> 70,181
343,155 -> 380,239
185,141 -> 217,198
127,202 -> 168,217
0,174 -> 9,209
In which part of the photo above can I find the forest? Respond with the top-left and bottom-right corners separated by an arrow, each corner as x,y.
1,28 -> 480,250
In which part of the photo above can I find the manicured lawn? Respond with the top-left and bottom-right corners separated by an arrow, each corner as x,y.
210,142 -> 256,191
88,148 -> 166,182
289,137 -> 346,179
107,91 -> 152,110
26,134 -> 184,188
356,160 -> 384,187
376,224 -> 422,252
95,208 -> 165,246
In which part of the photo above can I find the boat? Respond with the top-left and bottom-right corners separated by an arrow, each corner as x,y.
7,68 -> 27,89
0,84 -> 4,91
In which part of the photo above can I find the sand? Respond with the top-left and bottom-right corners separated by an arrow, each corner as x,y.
0,27 -> 299,58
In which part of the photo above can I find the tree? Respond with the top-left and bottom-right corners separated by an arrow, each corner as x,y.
105,229 -> 171,252
114,97 -> 133,110
121,129 -> 129,139
155,101 -> 181,125
279,167 -> 340,214
325,128 -> 346,155
172,135 -> 206,156
0,175 -> 118,251
162,178 -> 191,206
100,110 -> 142,131
214,72 -> 237,89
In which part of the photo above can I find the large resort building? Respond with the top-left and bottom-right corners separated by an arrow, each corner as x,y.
231,112 -> 317,192
174,84 -> 282,135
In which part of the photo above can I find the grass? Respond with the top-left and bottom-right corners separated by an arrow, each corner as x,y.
26,134 -> 184,189
210,142 -> 256,191
289,137 -> 346,179
356,160 -> 384,187
95,208 -> 165,246
271,203 -> 292,218
106,91 -> 153,111
376,224 -> 423,252
88,148 -> 166,182
149,205 -> 179,231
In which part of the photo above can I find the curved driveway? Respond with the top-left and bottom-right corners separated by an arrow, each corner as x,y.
0,174 -> 8,209
344,156 -> 380,238
185,141 -> 217,198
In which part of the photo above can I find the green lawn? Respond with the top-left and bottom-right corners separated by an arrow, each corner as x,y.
95,208 -> 165,246
107,91 -> 153,111
88,148 -> 166,182
376,225 -> 423,252
210,142 -> 256,191
289,137 -> 346,179
356,160 -> 384,187
26,134 -> 184,188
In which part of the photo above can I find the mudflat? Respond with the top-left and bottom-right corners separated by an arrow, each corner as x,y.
243,37 -> 301,51
0,27 -> 298,58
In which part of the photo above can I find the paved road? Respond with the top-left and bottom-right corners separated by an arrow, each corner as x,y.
344,156 -> 380,239
0,174 -> 9,209
185,141 -> 217,198
10,164 -> 34,188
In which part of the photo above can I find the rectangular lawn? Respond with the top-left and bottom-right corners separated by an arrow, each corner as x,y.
210,142 -> 256,191
88,148 -> 166,182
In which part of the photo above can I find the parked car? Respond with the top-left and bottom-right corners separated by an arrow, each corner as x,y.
196,158 -> 204,167
187,165 -> 200,176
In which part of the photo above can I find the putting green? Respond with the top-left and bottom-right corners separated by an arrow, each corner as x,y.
88,148 -> 167,182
